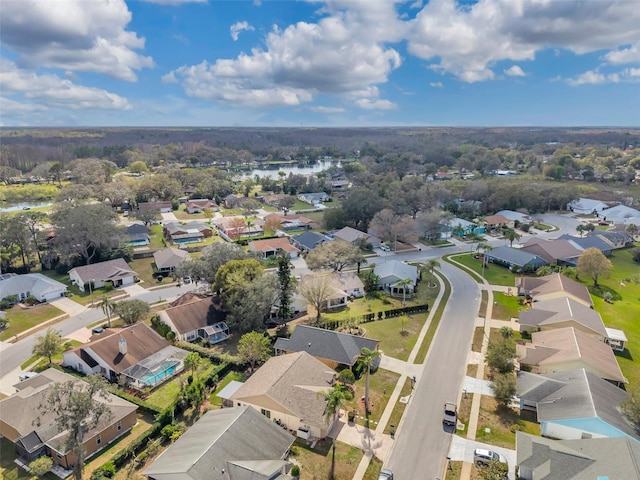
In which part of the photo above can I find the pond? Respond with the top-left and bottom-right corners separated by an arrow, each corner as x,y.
0,201 -> 53,212
247,160 -> 341,179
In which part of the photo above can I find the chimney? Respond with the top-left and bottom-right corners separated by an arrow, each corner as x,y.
118,338 -> 127,355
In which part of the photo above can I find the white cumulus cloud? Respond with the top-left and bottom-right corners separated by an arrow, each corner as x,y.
230,21 -> 255,41
430,82 -> 444,88
504,65 -> 526,77
0,0 -> 153,81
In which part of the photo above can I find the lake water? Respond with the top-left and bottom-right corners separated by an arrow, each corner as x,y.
0,201 -> 53,213
247,160 -> 341,179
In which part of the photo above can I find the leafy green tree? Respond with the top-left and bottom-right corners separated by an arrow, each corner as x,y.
338,369 -> 355,385
237,331 -> 271,369
132,207 -> 161,226
341,188 -> 387,230
111,299 -> 150,325
361,269 -> 380,294
276,252 -> 295,323
356,347 -> 381,418
499,326 -> 514,338
577,247 -> 613,287
305,241 -> 365,272
486,337 -> 516,374
214,258 -> 263,294
38,374 -> 114,480
318,384 -> 354,480
491,372 -> 516,407
28,456 -> 53,477
478,459 -> 509,480
226,274 -> 279,333
502,227 -> 521,247
32,328 -> 63,364
19,211 -> 47,266
129,160 -> 148,175
323,208 -> 348,230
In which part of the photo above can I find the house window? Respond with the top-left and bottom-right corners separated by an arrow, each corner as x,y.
96,434 -> 102,445
57,453 -> 62,458
261,409 -> 271,419
117,421 -> 122,431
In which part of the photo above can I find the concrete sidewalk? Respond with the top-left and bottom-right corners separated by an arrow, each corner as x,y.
331,412 -> 392,461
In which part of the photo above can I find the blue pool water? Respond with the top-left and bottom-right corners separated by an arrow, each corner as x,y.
139,362 -> 178,386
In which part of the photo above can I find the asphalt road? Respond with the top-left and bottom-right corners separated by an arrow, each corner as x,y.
0,285 -> 187,380
386,262 -> 481,479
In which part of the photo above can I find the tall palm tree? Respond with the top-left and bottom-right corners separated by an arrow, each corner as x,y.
318,384 -> 353,480
99,294 -> 114,328
356,347 -> 381,419
476,242 -> 493,278
396,278 -> 413,305
424,258 -> 441,287
503,228 -> 521,247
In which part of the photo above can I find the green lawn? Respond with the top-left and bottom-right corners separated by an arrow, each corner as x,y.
321,295 -> 409,322
491,292 -> 523,320
383,377 -> 413,434
172,206 -> 210,220
414,270 -> 451,364
148,224 -> 165,249
342,368 -> 400,428
128,257 -> 162,285
475,395 -> 539,449
0,303 -> 66,341
361,314 -> 426,361
579,247 -> 640,386
451,253 -> 518,286
290,439 -> 363,480
209,371 -> 246,406
146,361 -> 217,410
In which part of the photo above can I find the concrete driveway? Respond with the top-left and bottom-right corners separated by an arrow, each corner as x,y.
449,435 -> 517,479
49,297 -> 89,316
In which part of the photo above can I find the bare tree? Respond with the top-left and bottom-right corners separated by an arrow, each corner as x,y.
299,274 -> 335,324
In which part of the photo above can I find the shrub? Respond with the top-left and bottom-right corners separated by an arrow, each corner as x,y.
291,465 -> 300,477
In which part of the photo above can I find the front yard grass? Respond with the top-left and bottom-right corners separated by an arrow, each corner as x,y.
128,257 -> 161,285
342,368 -> 400,428
1,437 -> 58,480
491,292 -> 522,321
290,438 -> 362,480
209,371 -> 246,406
0,303 -> 66,341
451,253 -> 518,286
475,395 -> 540,449
361,314 -> 425,361
414,271 -> 450,364
363,457 -> 383,480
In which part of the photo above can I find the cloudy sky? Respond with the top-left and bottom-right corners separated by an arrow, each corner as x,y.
1,0 -> 639,127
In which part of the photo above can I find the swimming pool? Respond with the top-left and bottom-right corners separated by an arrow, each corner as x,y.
138,361 -> 179,386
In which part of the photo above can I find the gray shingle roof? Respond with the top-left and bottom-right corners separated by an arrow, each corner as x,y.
143,406 -> 294,480
373,261 -> 418,284
274,325 -> 378,366
0,273 -> 67,301
516,432 -> 640,480
485,246 -> 546,268
292,231 -> 327,250
68,258 -> 137,285
557,234 -> 613,253
153,247 -> 191,270
519,297 -> 607,338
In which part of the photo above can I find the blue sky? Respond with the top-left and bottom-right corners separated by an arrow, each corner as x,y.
1,0 -> 639,127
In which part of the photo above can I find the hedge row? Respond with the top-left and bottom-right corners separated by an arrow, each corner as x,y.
174,340 -> 241,366
317,304 -> 429,330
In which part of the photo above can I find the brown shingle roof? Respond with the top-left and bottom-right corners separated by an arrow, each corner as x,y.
520,239 -> 583,263
68,258 -> 137,285
159,296 -> 225,335
248,237 -> 300,254
519,297 -> 606,337
230,351 -> 335,430
68,323 -> 170,374
517,273 -> 593,307
517,327 -> 626,383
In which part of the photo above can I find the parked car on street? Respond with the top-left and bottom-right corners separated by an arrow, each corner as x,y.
443,402 -> 457,427
378,468 -> 394,480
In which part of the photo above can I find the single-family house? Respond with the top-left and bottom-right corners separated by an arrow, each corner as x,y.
373,261 -> 419,294
63,323 -> 188,389
264,212 -> 315,231
567,197 -> 610,215
0,273 -> 67,302
517,369 -> 638,443
157,294 -> 229,345
122,223 -> 150,246
297,192 -> 330,205
299,273 -> 348,310
520,238 -> 583,266
484,214 -> 513,230
68,258 -> 138,292
0,368 -> 137,471
598,204 -> 640,224
137,201 -> 172,213
439,217 -> 483,238
516,432 -> 640,480
260,193 -> 290,207
330,179 -> 350,189
484,246 -> 547,271
516,327 -> 627,385
213,216 -> 264,239
332,271 -> 365,298
153,247 -> 191,274
557,233 -> 613,256
495,210 -> 531,224
516,273 -> 592,307
143,406 -> 295,480
291,231 -> 329,252
163,221 -> 213,244
274,325 -> 379,370
588,229 -> 634,249
248,237 -> 300,259
518,297 -> 607,340
333,226 -> 379,247
185,199 -> 218,214
230,351 -> 337,439
223,194 -> 250,209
